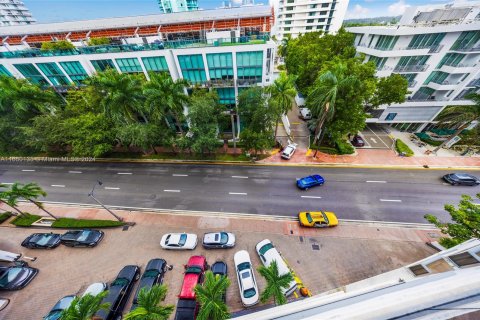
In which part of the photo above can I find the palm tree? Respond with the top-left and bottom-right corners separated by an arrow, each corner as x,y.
266,72 -> 296,141
257,260 -> 294,306
194,271 -> 230,320
308,64 -> 359,147
432,93 -> 480,153
61,291 -> 110,320
124,284 -> 174,320
0,183 -> 26,217
10,182 -> 57,219
143,72 -> 189,133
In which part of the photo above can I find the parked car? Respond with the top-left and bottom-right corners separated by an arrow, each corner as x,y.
281,143 -> 297,160
211,261 -> 228,303
131,259 -> 167,310
21,233 -> 61,249
179,256 -> 208,300
299,108 -> 312,120
296,174 -> 325,190
298,211 -> 338,228
161,233 -> 198,250
256,239 -> 297,296
295,92 -> 305,107
42,295 -> 75,320
0,265 -> 38,290
234,250 -> 259,307
60,229 -> 104,247
443,173 -> 480,186
174,299 -> 199,320
351,135 -> 365,147
95,265 -> 140,320
82,282 -> 107,297
202,232 -> 235,249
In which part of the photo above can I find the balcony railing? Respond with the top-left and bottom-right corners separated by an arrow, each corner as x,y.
0,34 -> 270,59
467,79 -> 480,87
394,64 -> 428,72
237,78 -> 259,86
452,46 -> 480,52
408,80 -> 417,88
207,79 -> 235,87
358,43 -> 444,52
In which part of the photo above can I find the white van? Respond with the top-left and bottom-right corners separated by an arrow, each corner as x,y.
255,239 -> 297,296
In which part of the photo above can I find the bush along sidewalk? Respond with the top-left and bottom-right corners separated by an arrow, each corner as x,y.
0,212 -> 13,224
11,214 -> 124,228
11,214 -> 42,227
395,139 -> 414,157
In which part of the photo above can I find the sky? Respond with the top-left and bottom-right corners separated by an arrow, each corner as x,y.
22,0 -> 451,22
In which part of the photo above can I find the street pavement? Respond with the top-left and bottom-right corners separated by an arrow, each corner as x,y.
1,162 -> 478,223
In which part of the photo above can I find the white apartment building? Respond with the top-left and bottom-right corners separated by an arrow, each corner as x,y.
157,0 -> 198,13
272,0 -> 349,39
348,2 -> 480,133
0,0 -> 35,26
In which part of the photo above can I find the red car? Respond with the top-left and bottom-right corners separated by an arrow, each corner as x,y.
179,255 -> 208,300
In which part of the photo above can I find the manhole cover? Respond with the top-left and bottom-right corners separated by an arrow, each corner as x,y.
312,244 -> 320,251
122,225 -> 129,231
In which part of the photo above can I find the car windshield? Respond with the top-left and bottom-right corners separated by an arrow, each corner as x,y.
44,311 -> 62,320
143,270 -> 159,278
321,212 -> 329,224
237,262 -> 250,272
0,268 -> 22,287
220,233 -> 228,244
306,213 -> 313,223
258,243 -> 274,255
37,234 -> 53,246
77,230 -> 92,242
179,234 -> 187,246
111,278 -> 129,287
244,288 -> 256,298
186,266 -> 202,274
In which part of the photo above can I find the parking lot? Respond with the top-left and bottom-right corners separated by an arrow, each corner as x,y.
0,210 -> 438,319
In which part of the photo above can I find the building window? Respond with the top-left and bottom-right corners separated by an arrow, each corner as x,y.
216,87 -> 236,105
58,61 -> 88,85
319,11 -> 327,15
308,12 -> 316,16
409,264 -> 429,276
91,59 -> 116,72
284,20 -> 292,25
14,63 -> 49,85
318,18 -> 326,22
141,56 -> 170,74
284,27 -> 291,31
116,58 -> 143,73
369,56 -> 388,69
306,26 -> 313,30
178,54 -> 207,84
287,0 -> 294,3
321,3 -> 329,7
451,31 -> 480,50
408,33 -> 445,49
424,71 -> 449,85
375,35 -> 399,50
400,73 -> 417,87
449,252 -> 480,267
236,51 -> 263,82
0,64 -> 12,77
316,25 -> 323,30
436,53 -> 465,68
206,53 -> 233,80
36,63 -> 71,86
309,4 -> 317,8
395,55 -> 429,71
385,113 -> 397,121
285,14 -> 293,18
412,87 -> 435,100
307,19 -> 314,23
286,6 -> 294,11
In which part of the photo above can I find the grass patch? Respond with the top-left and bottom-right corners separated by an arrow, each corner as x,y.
52,218 -> 124,228
395,139 -> 414,157
335,139 -> 355,155
0,212 -> 12,224
11,214 -> 42,227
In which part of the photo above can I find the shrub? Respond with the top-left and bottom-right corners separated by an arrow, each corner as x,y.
88,37 -> 111,46
0,212 -> 12,224
395,139 -> 414,157
335,139 -> 355,155
41,40 -> 75,51
11,214 -> 42,227
52,218 -> 124,228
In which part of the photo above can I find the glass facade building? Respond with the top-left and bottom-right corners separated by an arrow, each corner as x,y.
236,51 -> 263,82
178,54 -> 207,84
59,61 -> 89,85
14,63 -> 49,85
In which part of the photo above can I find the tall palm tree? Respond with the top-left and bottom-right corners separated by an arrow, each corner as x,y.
266,72 -> 296,141
0,183 -> 26,217
194,271 -> 230,320
432,93 -> 480,153
257,260 -> 294,306
86,69 -> 145,124
61,291 -> 110,320
143,72 -> 189,133
308,64 -> 359,146
10,182 -> 57,219
124,284 -> 174,320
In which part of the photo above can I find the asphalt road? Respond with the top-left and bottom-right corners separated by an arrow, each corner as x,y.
1,162 -> 478,223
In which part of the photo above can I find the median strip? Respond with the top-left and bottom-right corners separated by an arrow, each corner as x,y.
380,199 -> 402,202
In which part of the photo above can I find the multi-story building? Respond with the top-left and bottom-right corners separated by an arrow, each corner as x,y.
0,0 -> 35,26
158,0 -> 198,13
272,0 -> 349,39
348,2 -> 480,132
0,6 -> 275,129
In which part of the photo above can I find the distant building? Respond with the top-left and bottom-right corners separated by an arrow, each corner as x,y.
348,1 -> 480,132
272,0 -> 349,39
157,0 -> 198,13
0,0 -> 36,26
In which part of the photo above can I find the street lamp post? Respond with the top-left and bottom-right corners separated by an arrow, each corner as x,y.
88,180 -> 123,222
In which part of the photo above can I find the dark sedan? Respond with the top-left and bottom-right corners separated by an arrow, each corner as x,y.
131,259 -> 167,310
43,295 -> 75,320
351,135 -> 365,147
21,233 -> 61,249
0,265 -> 38,290
95,265 -> 140,320
211,261 -> 227,302
296,174 -> 325,190
60,229 -> 104,247
443,173 -> 480,186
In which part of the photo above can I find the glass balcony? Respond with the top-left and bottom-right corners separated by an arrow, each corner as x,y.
394,65 -> 429,72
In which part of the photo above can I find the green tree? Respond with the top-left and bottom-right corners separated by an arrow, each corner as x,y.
194,271 -> 230,320
425,194 -> 480,248
10,182 -> 57,219
257,260 -> 294,306
116,123 -> 172,154
370,73 -> 408,107
41,40 -> 75,51
266,72 -> 296,140
124,284 -> 174,320
61,291 -> 110,320
0,183 -> 27,217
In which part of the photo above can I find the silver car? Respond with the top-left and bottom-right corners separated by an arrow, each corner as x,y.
202,232 -> 236,249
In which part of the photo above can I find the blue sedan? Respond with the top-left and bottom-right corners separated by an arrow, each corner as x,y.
296,175 -> 325,190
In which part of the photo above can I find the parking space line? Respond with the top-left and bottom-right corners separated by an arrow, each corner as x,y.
366,126 -> 390,148
105,187 -> 120,190
229,192 -> 247,195
164,189 -> 181,192
68,171 -> 82,174
366,181 -> 387,183
380,199 -> 402,202
51,185 -> 65,188
301,196 -> 322,199
172,174 -> 188,177
232,176 -> 248,179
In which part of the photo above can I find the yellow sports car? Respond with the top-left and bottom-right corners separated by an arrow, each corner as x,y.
298,211 -> 338,228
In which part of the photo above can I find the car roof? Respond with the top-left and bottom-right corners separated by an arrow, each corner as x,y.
52,295 -> 75,311
203,233 -> 222,244
211,261 -> 227,274
187,255 -> 206,266
82,283 -> 106,297
146,258 -> 166,270
454,173 -> 476,179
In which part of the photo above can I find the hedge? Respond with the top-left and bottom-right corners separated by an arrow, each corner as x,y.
335,139 -> 355,155
11,214 -> 42,227
395,139 -> 414,157
51,218 -> 124,228
0,212 -> 12,224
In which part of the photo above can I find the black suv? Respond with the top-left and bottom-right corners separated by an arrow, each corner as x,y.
130,259 -> 167,310
443,173 -> 480,186
60,229 -> 104,247
95,265 -> 140,320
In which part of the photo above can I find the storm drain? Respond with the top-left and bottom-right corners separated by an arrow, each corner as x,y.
312,244 -> 320,251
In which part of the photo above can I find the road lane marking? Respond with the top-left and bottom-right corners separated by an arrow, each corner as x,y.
232,176 -> 248,179
68,171 -> 82,174
366,126 -> 390,148
105,187 -> 120,190
21,169 -> 35,172
172,174 -> 188,177
366,181 -> 387,183
301,196 -> 322,199
51,185 -> 65,188
164,189 -> 181,192
1,182 -> 14,185
229,192 -> 247,195
380,199 -> 402,202
117,172 -> 132,175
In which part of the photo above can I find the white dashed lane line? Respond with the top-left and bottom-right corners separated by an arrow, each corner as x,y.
301,196 -> 322,199
117,172 -> 132,175
1,182 -> 14,185
105,187 -> 120,190
232,176 -> 248,179
380,199 -> 402,202
68,171 -> 82,174
21,169 -> 35,172
366,181 -> 387,183
51,185 -> 65,188
172,174 -> 188,177
229,192 -> 247,195
164,189 -> 181,192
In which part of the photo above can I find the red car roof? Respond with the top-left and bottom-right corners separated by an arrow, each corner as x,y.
179,256 -> 206,299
